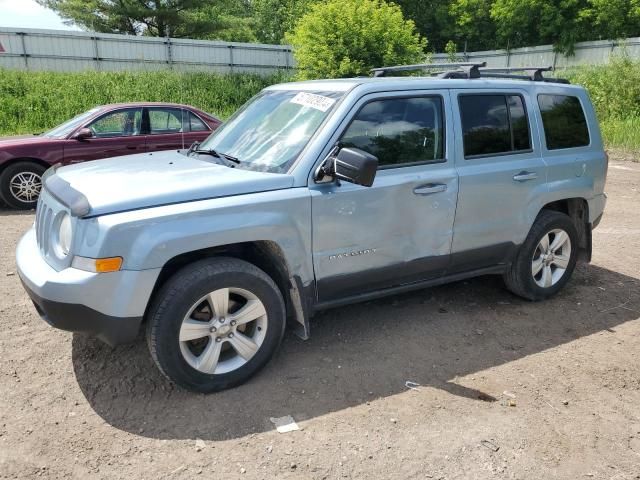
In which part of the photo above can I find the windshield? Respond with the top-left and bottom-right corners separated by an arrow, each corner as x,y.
197,90 -> 343,173
43,107 -> 102,138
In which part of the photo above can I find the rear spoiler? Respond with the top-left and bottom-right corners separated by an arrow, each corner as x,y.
43,164 -> 91,217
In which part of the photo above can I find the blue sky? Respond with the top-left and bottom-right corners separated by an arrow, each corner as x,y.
0,0 -> 80,31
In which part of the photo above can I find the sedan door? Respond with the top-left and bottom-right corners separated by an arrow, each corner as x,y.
145,107 -> 211,152
310,91 -> 458,303
62,108 -> 146,164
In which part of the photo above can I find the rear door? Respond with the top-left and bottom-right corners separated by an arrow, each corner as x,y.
62,107 -> 146,163
144,107 -> 210,151
310,90 -> 458,303
449,89 -> 547,272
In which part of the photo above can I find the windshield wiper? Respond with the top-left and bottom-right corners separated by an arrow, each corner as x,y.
190,147 -> 241,166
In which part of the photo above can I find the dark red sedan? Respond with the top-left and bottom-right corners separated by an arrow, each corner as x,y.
0,102 -> 221,209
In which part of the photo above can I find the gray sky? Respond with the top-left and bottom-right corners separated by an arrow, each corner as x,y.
0,0 -> 80,31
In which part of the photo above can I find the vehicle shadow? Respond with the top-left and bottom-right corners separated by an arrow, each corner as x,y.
72,264 -> 639,441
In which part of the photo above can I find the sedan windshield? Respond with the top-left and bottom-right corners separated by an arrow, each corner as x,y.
197,90 -> 343,173
43,107 -> 102,138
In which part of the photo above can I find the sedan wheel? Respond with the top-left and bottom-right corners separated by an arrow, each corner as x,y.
0,161 -> 47,210
9,171 -> 43,204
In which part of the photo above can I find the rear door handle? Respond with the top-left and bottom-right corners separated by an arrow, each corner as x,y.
413,183 -> 447,195
513,171 -> 538,182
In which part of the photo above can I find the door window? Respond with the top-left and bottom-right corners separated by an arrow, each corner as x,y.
459,94 -> 531,158
88,109 -> 142,138
538,94 -> 590,149
149,108 -> 184,134
340,96 -> 445,168
189,112 -> 209,132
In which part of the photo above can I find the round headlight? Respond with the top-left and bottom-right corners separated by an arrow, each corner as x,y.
58,213 -> 72,256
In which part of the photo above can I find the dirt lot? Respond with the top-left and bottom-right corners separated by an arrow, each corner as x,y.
1,155 -> 639,480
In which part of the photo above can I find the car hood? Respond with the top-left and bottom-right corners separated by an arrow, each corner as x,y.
0,135 -> 53,147
50,150 -> 295,216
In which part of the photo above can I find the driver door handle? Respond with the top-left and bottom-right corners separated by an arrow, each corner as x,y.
413,183 -> 447,195
513,171 -> 538,182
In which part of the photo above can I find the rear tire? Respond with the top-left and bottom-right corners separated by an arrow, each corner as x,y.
504,210 -> 579,301
0,161 -> 47,210
146,257 -> 286,393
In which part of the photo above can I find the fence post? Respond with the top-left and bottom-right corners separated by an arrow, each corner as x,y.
228,45 -> 234,73
165,39 -> 173,69
92,36 -> 100,71
17,32 -> 28,70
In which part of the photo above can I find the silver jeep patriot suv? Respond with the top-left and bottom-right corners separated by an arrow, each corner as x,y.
17,64 -> 608,392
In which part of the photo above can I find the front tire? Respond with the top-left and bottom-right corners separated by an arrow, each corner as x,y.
0,161 -> 47,210
504,210 -> 579,301
146,257 -> 286,393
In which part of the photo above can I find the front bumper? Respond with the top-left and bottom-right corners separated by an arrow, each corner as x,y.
16,227 -> 160,346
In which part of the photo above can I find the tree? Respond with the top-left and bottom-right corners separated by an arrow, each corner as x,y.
37,0 -> 255,40
582,0 -> 640,40
252,0 -> 317,44
449,0 -> 498,51
286,0 -> 427,80
490,0 -> 589,53
392,0 -> 455,52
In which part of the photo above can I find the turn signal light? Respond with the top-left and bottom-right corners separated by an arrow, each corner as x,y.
72,256 -> 123,273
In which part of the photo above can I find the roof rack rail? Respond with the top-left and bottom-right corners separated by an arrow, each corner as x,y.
480,66 -> 553,81
371,62 -> 486,78
370,62 -> 570,84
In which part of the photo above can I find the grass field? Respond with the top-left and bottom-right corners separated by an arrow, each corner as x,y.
0,70 -> 281,135
1,60 -> 639,152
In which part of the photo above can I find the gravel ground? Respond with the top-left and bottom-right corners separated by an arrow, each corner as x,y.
0,154 -> 639,480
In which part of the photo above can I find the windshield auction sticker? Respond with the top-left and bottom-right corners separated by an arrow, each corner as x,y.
290,92 -> 336,112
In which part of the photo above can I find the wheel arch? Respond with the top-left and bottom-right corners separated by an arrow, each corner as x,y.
0,157 -> 50,174
146,240 -> 312,339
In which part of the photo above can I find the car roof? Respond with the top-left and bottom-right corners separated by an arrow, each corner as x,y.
267,76 -> 586,94
96,102 -> 219,120
98,102 -> 212,113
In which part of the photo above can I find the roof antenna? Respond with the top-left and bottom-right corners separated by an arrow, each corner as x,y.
167,24 -> 186,152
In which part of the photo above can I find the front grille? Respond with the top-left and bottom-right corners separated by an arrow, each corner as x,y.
34,189 -> 71,271
35,196 -> 54,256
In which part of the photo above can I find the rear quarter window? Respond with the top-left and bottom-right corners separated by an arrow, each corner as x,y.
538,94 -> 590,150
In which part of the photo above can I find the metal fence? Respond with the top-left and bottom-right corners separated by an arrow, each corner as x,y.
1,27 -> 639,75
432,37 -> 640,68
0,27 -> 294,75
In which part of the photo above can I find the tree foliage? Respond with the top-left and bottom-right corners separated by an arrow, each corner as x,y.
252,0 -> 317,44
37,0 -> 255,39
451,0 -> 640,53
38,0 -> 640,55
286,0 -> 426,80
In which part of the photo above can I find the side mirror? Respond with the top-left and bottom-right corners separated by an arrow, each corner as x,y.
328,147 -> 378,187
73,127 -> 94,140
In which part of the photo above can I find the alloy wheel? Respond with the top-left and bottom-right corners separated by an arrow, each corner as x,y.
9,171 -> 42,203
178,287 -> 268,374
531,228 -> 572,288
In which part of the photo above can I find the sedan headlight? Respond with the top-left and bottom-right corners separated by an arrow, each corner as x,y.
57,212 -> 72,256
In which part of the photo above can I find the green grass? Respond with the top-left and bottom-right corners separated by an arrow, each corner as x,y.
562,58 -> 640,152
0,70 -> 288,135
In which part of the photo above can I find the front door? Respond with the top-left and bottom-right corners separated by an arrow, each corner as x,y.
449,90 -> 547,272
63,107 -> 146,163
310,91 -> 458,303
